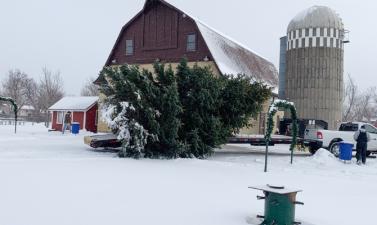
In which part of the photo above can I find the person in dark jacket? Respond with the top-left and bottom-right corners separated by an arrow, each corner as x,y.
353,125 -> 371,165
62,111 -> 72,134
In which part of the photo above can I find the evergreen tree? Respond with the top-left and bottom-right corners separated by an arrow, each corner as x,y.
99,59 -> 271,159
176,59 -> 222,158
218,74 -> 271,140
99,63 -> 183,159
176,59 -> 271,158
99,65 -> 159,158
150,63 -> 184,158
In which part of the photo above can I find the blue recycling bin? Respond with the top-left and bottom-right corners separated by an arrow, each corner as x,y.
339,142 -> 353,161
71,122 -> 80,134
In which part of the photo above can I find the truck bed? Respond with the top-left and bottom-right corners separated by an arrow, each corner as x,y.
84,134 -> 122,149
228,134 -> 302,146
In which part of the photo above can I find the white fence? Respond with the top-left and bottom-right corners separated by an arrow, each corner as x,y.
0,118 -> 26,126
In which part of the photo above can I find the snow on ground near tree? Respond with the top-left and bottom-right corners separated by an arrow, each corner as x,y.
0,123 -> 377,225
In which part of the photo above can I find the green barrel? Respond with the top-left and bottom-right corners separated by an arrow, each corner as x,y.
263,191 -> 296,225
249,185 -> 303,225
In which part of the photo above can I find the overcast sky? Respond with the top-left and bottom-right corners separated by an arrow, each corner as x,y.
0,0 -> 376,95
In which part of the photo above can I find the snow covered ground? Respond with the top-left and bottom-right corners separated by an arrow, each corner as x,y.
0,123 -> 376,225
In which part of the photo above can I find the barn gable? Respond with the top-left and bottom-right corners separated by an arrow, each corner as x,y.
105,0 -> 212,67
104,0 -> 278,86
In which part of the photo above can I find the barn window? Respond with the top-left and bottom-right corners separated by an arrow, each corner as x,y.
186,34 -> 197,52
125,39 -> 134,56
56,112 -> 63,124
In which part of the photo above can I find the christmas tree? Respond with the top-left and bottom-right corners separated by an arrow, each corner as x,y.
99,59 -> 271,159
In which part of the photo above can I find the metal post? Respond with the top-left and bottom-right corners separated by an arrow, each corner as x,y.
290,118 -> 297,164
264,141 -> 269,172
14,114 -> 17,134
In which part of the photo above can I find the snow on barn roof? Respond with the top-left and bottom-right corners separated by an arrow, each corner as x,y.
48,97 -> 99,111
164,0 -> 278,86
195,21 -> 278,86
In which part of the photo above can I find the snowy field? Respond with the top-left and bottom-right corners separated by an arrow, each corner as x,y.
1,123 -> 377,225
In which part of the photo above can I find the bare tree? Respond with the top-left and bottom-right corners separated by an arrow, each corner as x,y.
343,74 -> 377,122
24,78 -> 39,120
353,87 -> 377,122
80,77 -> 99,96
1,69 -> 34,112
25,78 -> 38,105
343,74 -> 358,121
37,67 -> 65,125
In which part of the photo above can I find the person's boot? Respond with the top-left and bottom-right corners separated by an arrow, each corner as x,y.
357,160 -> 362,165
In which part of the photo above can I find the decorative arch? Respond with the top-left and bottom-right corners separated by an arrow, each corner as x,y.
264,100 -> 298,172
0,97 -> 18,133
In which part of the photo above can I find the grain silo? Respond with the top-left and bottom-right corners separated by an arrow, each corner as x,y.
279,6 -> 346,129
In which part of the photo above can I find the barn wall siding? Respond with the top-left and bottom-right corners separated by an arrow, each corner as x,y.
108,1 -> 212,66
86,104 -> 98,133
72,112 -> 84,130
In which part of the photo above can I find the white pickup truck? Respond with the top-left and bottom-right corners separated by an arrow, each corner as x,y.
304,122 -> 377,156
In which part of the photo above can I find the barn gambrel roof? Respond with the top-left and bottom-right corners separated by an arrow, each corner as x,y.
104,0 -> 278,86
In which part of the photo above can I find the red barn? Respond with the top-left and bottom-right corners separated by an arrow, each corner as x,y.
94,0 -> 279,134
48,97 -> 99,133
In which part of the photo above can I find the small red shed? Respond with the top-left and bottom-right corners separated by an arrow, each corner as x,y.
48,96 -> 99,133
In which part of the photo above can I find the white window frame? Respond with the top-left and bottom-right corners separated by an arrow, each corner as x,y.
56,111 -> 64,124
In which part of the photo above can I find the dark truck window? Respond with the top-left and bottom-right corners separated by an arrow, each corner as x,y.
339,123 -> 359,131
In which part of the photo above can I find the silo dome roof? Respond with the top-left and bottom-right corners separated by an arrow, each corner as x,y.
287,6 -> 344,32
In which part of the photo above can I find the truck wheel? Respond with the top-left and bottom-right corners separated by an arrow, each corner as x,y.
309,146 -> 319,155
90,142 -> 98,148
329,142 -> 340,157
